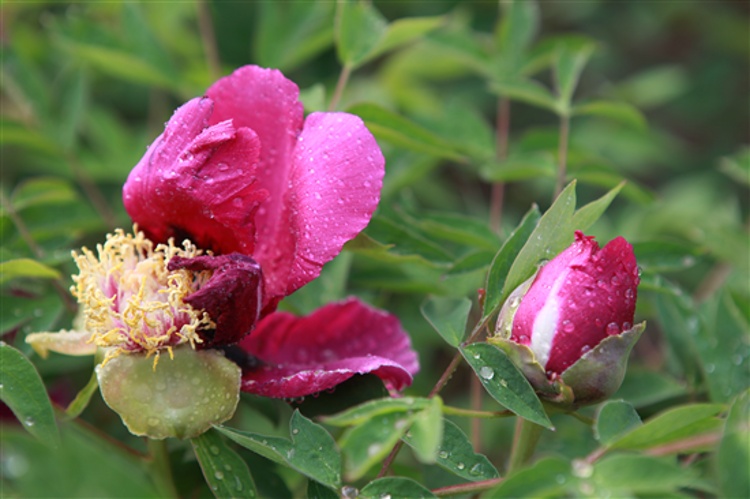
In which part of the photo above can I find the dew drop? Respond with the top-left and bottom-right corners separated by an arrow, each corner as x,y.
705,363 -> 716,374
24,417 -> 34,427
456,462 -> 466,470
209,445 -> 220,455
732,354 -> 744,366
469,463 -> 483,475
572,459 -> 593,478
367,443 -> 382,457
606,322 -> 620,336
580,345 -> 591,355
147,417 -> 159,427
438,450 -> 449,459
341,485 -> 359,498
0,383 -> 4,390
292,428 -> 300,435
562,320 -> 575,333
235,475 -> 243,492
214,470 -> 224,480
555,474 -> 566,484
473,353 -> 480,360
479,366 -> 494,380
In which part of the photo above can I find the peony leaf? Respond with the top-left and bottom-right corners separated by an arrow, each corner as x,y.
406,396 -> 443,464
335,0 -> 387,68
0,343 -> 60,447
591,454 -> 711,495
0,258 -> 61,285
421,296 -> 472,347
607,403 -> 725,452
215,410 -> 341,490
489,456 -> 569,497
323,397 -> 430,426
594,399 -> 642,445
405,418 -> 499,482
359,477 -> 437,499
461,343 -> 553,429
718,390 -> 750,498
191,430 -> 257,499
483,204 -> 541,318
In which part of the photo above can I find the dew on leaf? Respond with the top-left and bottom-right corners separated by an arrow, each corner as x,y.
479,366 -> 494,380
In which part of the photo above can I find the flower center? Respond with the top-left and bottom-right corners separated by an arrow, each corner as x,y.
72,227 -> 214,365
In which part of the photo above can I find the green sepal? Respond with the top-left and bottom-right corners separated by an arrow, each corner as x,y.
561,322 -> 646,405
97,346 -> 241,439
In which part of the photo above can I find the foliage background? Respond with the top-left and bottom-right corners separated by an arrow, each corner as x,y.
1,1 -> 748,498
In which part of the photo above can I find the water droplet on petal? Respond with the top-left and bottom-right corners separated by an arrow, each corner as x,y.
562,320 -> 575,333
606,322 -> 620,336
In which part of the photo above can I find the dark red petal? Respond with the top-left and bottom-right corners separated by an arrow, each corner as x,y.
545,236 -> 639,374
237,298 -> 419,398
123,98 -> 266,255
168,254 -> 263,347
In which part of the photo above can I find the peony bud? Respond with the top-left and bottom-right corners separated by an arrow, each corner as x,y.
490,231 -> 644,406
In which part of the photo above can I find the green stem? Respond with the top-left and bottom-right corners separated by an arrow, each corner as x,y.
432,476 -> 504,497
442,405 -> 513,419
147,439 -> 179,499
507,417 -> 543,474
553,114 -> 570,199
328,64 -> 352,111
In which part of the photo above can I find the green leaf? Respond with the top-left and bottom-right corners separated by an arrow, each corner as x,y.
63,371 -> 99,420
11,177 -> 80,211
335,0 -> 387,68
461,343 -> 552,429
570,181 -> 624,231
191,430 -> 257,499
421,296 -> 472,347
368,16 -> 444,65
362,214 -> 454,266
694,290 -> 750,403
307,480 -> 339,499
323,397 -> 430,426
407,397 -> 443,464
360,477 -> 437,499
613,367 -> 687,408
347,103 -> 466,160
553,38 -> 596,111
491,78 -> 557,112
216,410 -> 342,490
591,454 -> 710,495
490,456 -> 569,497
409,418 -> 499,481
447,250 -> 496,277
415,212 -> 501,251
0,258 -> 61,284
339,410 -> 417,481
483,205 -> 541,318
500,182 -> 577,308
633,240 -> 704,274
594,399 -> 642,445
573,100 -> 647,130
496,0 -> 539,56
254,2 -> 334,71
0,343 -> 60,446
608,403 -> 725,451
480,152 -> 556,182
717,390 -> 750,498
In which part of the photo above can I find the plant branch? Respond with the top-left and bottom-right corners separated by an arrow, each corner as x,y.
147,439 -> 179,498
553,114 -> 570,200
328,64 -> 352,111
442,405 -> 513,419
197,0 -> 221,80
507,417 -> 543,473
432,477 -> 504,497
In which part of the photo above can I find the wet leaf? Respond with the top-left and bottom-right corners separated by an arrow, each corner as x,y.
192,430 -> 257,499
421,296 -> 472,347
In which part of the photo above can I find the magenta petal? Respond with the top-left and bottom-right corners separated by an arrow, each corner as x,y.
237,298 -> 419,398
168,254 -> 263,347
123,98 -> 267,255
545,236 -> 639,374
254,113 -> 385,305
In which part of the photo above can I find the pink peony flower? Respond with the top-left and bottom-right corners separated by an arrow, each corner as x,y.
238,298 -> 419,398
491,231 -> 643,405
123,65 -> 385,344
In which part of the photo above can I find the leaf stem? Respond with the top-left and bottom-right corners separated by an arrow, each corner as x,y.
328,64 -> 352,111
442,405 -> 513,419
507,417 -> 543,473
489,97 -> 511,233
431,477 -> 504,497
147,439 -> 179,499
197,0 -> 221,81
553,114 -> 570,199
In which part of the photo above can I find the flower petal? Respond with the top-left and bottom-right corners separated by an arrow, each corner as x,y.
123,98 -> 267,255
237,298 -> 418,398
168,253 -> 263,347
546,235 -> 639,374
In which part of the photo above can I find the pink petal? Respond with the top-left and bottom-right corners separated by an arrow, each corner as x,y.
255,113 -> 385,307
238,298 -> 419,398
545,236 -> 639,374
123,98 -> 267,255
168,254 -> 263,347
